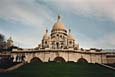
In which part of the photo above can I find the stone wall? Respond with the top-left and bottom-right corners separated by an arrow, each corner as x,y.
11,50 -> 110,64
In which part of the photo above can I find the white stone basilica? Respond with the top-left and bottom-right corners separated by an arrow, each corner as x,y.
38,16 -> 79,50
3,16 -> 115,64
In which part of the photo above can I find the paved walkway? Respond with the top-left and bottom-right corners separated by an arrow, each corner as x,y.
0,62 -> 25,73
0,68 -> 6,72
98,63 -> 115,70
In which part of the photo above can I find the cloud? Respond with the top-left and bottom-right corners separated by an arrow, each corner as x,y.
0,0 -> 55,48
0,0 -> 54,28
74,32 -> 97,49
95,33 -> 115,49
0,0 -> 115,49
0,27 -> 42,48
51,0 -> 115,21
76,32 -> 115,49
13,35 -> 39,48
73,21 -> 115,49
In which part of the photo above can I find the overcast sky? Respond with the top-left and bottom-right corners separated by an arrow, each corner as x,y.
0,0 -> 115,49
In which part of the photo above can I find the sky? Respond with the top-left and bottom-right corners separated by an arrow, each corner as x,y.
0,0 -> 115,49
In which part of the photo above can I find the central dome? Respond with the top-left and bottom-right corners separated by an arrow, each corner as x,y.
52,16 -> 65,30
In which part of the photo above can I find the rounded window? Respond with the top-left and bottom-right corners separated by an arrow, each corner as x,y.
57,34 -> 59,36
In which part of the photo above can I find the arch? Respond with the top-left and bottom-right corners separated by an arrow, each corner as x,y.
77,58 -> 88,63
30,57 -> 42,63
56,42 -> 59,48
54,57 -> 65,62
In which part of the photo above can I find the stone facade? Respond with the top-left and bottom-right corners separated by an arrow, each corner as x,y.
11,49 -> 115,64
7,16 -> 115,64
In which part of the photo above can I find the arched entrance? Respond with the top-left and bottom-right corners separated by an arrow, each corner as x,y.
77,58 -> 88,63
56,42 -> 59,49
30,57 -> 42,63
54,57 -> 65,62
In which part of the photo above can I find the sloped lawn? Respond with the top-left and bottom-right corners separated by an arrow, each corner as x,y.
0,62 -> 115,77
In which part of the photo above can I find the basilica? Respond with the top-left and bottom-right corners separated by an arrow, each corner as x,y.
38,16 -> 79,50
2,16 -> 115,64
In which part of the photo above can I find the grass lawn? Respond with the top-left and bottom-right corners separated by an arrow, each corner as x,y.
0,62 -> 115,77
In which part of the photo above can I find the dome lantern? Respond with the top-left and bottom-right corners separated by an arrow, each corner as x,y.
57,15 -> 61,22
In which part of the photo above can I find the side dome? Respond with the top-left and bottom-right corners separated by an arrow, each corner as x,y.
67,29 -> 75,40
67,34 -> 75,40
52,16 -> 65,31
42,29 -> 49,40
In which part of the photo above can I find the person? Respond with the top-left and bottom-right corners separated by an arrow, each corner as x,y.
48,58 -> 50,62
10,55 -> 14,63
21,54 -> 25,62
16,55 -> 19,62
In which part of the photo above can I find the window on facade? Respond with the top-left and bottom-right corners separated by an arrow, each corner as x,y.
45,44 -> 49,48
57,34 -> 59,37
52,42 -> 54,45
60,35 -> 62,38
69,41 -> 72,44
45,41 -> 47,44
